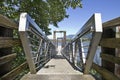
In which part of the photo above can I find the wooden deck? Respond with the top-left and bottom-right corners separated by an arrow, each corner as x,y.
21,54 -> 95,80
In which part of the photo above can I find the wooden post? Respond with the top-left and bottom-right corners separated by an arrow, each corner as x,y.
115,26 -> 120,78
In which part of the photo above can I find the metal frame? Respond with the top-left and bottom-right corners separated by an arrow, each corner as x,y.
19,13 -> 56,74
53,30 -> 66,47
62,13 -> 102,74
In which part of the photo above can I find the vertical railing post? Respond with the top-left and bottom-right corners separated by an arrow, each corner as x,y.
84,13 -> 102,74
78,39 -> 84,69
19,13 -> 36,74
19,13 -> 56,73
64,31 -> 66,47
62,13 -> 102,74
21,33 -> 36,73
70,43 -> 74,64
53,31 -> 56,47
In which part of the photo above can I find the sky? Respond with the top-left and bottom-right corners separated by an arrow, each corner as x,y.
48,0 -> 120,39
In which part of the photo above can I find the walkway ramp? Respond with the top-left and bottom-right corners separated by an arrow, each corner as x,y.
18,13 -> 100,80
21,54 -> 95,80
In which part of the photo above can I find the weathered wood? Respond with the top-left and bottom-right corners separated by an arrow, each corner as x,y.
0,14 -> 17,29
0,61 -> 13,76
103,17 -> 120,28
0,53 -> 16,65
115,27 -> 120,78
0,37 -> 13,39
101,54 -> 120,65
0,48 -> 13,57
92,63 -> 119,80
101,28 -> 115,75
0,37 -> 21,48
0,26 -> 14,76
100,38 -> 120,48
1,61 -> 28,80
0,27 -> 13,37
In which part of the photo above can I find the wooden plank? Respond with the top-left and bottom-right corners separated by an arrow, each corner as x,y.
0,37 -> 13,39
0,14 -> 18,29
100,38 -> 120,48
103,17 -> 120,28
92,63 -> 119,80
101,54 -> 120,65
1,61 -> 28,80
101,28 -> 115,73
0,38 -> 21,48
0,60 -> 12,76
0,53 -> 16,65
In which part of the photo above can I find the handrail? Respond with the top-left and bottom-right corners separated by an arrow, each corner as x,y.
19,13 -> 56,74
61,13 -> 102,74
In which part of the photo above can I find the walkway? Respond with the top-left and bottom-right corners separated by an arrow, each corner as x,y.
37,56 -> 81,74
21,53 -> 95,80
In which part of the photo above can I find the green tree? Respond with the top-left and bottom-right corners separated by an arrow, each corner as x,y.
0,0 -> 82,35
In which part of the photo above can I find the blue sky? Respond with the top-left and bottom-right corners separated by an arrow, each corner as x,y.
48,0 -> 120,39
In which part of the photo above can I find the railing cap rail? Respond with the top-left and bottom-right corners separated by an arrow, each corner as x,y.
19,12 -> 54,46
72,13 -> 102,42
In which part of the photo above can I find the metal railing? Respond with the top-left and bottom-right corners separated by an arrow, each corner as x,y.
61,13 -> 102,74
19,13 -> 56,74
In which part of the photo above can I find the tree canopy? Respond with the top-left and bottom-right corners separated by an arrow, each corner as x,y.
0,0 -> 82,35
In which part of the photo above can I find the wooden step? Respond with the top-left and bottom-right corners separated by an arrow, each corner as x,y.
21,74 -> 95,80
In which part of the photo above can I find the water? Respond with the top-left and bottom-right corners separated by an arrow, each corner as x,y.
74,40 -> 101,67
57,42 -> 101,66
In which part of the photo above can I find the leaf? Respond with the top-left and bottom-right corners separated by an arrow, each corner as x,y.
1,0 -> 82,35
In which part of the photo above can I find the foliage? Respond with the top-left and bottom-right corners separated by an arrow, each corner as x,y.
12,46 -> 26,68
14,69 -> 29,80
90,69 -> 102,80
0,0 -> 82,35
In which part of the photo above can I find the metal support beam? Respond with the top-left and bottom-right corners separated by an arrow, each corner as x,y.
19,13 -> 56,73
62,13 -> 102,74
53,31 -> 66,48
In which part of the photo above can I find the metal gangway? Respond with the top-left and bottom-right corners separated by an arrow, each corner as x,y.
18,13 -> 102,80
19,13 -> 102,80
